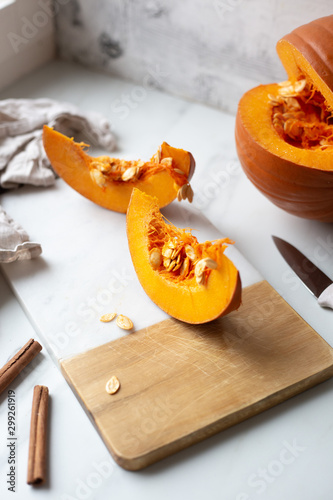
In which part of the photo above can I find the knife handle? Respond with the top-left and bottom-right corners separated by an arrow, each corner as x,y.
318,283 -> 333,309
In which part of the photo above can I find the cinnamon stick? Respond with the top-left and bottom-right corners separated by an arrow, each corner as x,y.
27,385 -> 49,485
0,339 -> 42,394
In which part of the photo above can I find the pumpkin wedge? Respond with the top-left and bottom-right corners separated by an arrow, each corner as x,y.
43,126 -> 195,213
126,188 -> 242,324
235,15 -> 333,222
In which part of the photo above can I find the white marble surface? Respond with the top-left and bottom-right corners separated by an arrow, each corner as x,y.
55,0 -> 333,114
0,60 -> 333,499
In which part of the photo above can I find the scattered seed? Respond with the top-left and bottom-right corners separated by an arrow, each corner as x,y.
174,168 -> 185,175
105,375 -> 120,395
100,312 -> 117,323
116,315 -> 133,330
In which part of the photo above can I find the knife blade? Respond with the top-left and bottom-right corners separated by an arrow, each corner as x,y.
272,235 -> 333,309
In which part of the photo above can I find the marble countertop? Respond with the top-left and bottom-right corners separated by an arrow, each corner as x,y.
0,60 -> 332,500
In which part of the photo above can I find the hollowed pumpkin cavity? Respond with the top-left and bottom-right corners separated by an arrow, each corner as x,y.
270,78 -> 333,150
126,188 -> 242,324
43,126 -> 195,213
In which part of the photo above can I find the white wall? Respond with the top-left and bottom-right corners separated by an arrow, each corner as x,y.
55,0 -> 333,114
0,0 -> 55,92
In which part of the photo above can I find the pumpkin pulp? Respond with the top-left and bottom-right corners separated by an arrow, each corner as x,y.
270,78 -> 333,150
43,126 -> 195,213
126,188 -> 242,324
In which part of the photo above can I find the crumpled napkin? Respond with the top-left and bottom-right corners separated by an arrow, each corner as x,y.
0,98 -> 116,263
0,206 -> 42,263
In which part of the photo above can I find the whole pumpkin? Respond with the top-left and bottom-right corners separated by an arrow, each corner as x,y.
235,15 -> 333,222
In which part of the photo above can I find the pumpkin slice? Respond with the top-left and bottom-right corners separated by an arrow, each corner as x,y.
235,15 -> 333,222
43,126 -> 195,213
126,188 -> 242,324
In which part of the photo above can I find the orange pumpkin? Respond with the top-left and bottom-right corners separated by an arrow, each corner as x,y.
126,188 -> 242,324
43,126 -> 195,213
235,15 -> 333,222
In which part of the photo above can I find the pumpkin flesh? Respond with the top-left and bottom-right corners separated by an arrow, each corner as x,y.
126,188 -> 242,324
43,126 -> 195,213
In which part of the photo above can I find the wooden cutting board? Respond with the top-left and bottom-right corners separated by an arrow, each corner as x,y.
61,280 -> 333,471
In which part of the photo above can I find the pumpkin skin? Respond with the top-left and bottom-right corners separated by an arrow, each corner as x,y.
235,15 -> 333,222
126,188 -> 242,324
43,126 -> 195,213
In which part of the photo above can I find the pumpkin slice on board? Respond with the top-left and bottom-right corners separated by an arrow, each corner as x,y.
43,126 -> 195,213
126,188 -> 242,324
235,15 -> 333,222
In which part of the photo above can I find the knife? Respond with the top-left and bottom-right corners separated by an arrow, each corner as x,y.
272,235 -> 333,309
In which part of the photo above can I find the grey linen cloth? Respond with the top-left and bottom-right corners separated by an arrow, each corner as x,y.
0,98 -> 116,263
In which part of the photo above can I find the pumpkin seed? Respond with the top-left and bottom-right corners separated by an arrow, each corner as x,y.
160,157 -> 173,167
284,97 -> 301,110
278,80 -> 291,87
90,168 -> 107,188
195,273 -> 205,286
149,248 -> 162,269
194,259 -> 207,277
185,244 -> 196,261
187,184 -> 194,203
122,166 -> 138,181
180,256 -> 190,277
116,315 -> 133,330
194,257 -> 217,285
156,147 -> 161,163
105,375 -> 120,395
166,260 -> 177,272
203,257 -> 218,270
163,257 -> 171,268
100,312 -> 117,322
162,247 -> 173,258
294,79 -> 306,93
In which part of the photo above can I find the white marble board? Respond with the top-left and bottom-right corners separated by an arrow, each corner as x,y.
0,179 -> 261,363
